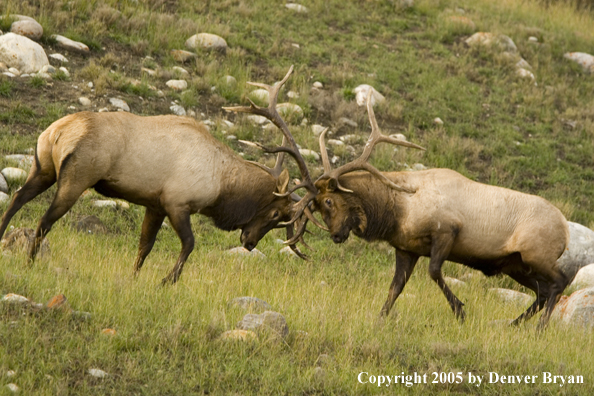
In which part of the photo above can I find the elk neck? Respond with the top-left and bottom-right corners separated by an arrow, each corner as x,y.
199,162 -> 277,231
339,171 -> 410,242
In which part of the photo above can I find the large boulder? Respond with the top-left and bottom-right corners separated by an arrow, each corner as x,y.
552,287 -> 594,329
0,33 -> 49,74
557,222 -> 594,283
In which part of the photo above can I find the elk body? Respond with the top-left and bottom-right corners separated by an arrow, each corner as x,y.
312,94 -> 570,328
0,111 -> 295,284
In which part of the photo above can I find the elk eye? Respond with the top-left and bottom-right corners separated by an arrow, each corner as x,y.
272,210 -> 280,218
325,198 -> 332,207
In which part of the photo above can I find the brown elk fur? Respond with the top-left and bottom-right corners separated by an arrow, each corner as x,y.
315,168 -> 570,328
0,111 -> 293,284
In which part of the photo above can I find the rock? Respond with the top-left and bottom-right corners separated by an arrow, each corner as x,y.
48,53 -> 68,63
515,58 -> 532,70
172,66 -> 189,76
46,294 -> 70,310
1,167 -> 28,183
285,3 -> 309,13
552,287 -> 594,329
557,222 -> 594,283
489,288 -> 533,306
312,124 -> 327,136
59,67 -> 69,77
226,135 -> 237,141
327,139 -> 344,147
93,200 -> 117,209
570,264 -> 594,290
313,81 -> 323,89
2,293 -> 29,304
276,103 -> 303,120
279,245 -> 300,257
6,383 -> 19,392
166,79 -> 188,91
141,67 -> 156,77
10,18 -> 43,41
299,149 -> 320,161
185,33 -> 227,51
434,117 -> 444,125
8,67 -> 21,76
0,33 -> 49,74
0,192 -> 9,204
339,134 -> 360,144
564,52 -> 594,74
516,68 -> 536,84
287,90 -> 299,98
223,75 -> 237,86
52,34 -> 89,53
40,65 -> 56,75
338,117 -> 358,128
35,71 -> 52,80
248,88 -> 269,104
228,297 -> 272,312
170,49 -> 196,62
78,97 -> 91,107
3,72 -> 16,78
88,368 -> 109,378
528,36 -> 539,43
5,154 -> 33,169
170,104 -> 186,116
412,163 -> 427,171
465,32 -> 518,53
1,227 -> 50,257
389,133 -> 407,141
73,215 -> 108,234
6,370 -> 16,377
354,84 -> 385,107
246,115 -> 269,125
219,329 -> 257,341
101,328 -> 117,336
227,246 -> 266,258
444,276 -> 466,287
237,311 -> 289,339
446,15 -> 476,31
109,98 -> 130,112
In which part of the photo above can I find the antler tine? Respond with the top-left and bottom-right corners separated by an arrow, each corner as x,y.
319,128 -> 332,173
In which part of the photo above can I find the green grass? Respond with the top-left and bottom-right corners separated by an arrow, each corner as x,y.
1,0 -> 594,394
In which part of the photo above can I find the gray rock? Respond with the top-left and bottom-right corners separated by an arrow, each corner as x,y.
228,297 -> 272,312
1,167 -> 28,183
109,98 -> 130,112
276,103 -> 304,121
185,33 -> 227,51
354,84 -> 385,107
237,311 -> 289,339
170,104 -> 186,116
52,34 -> 89,53
224,75 -> 237,86
299,149 -> 320,161
73,215 -> 108,234
166,79 -> 188,91
1,227 -> 50,257
40,65 -> 56,75
285,3 -> 309,13
170,49 -> 196,62
564,52 -> 594,74
338,117 -> 358,128
0,192 -> 9,204
552,287 -> 594,329
570,264 -> 594,290
88,368 -> 108,378
489,288 -> 533,306
227,246 -> 265,257
93,200 -> 117,209
311,124 -> 327,136
248,89 -> 269,104
78,97 -> 91,107
5,154 -> 33,169
0,33 -> 49,74
59,67 -> 69,77
557,222 -> 594,283
8,67 -> 20,76
465,32 -> 518,53
48,53 -> 68,63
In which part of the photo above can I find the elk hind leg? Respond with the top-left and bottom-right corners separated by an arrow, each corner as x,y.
380,249 -> 419,317
505,270 -> 547,326
161,208 -> 194,285
537,270 -> 569,330
428,232 -> 466,322
133,208 -> 166,274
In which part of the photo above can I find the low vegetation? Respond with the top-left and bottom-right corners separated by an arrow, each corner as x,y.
1,0 -> 593,394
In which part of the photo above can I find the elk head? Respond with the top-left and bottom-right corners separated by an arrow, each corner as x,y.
314,92 -> 425,243
224,66 -> 320,258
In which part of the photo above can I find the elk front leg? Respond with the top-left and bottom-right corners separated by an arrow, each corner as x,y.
161,208 -> 194,285
380,249 -> 419,317
428,232 -> 466,322
133,208 -> 166,274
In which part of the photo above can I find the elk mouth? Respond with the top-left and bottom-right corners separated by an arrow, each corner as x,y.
331,227 -> 350,244
240,229 -> 258,251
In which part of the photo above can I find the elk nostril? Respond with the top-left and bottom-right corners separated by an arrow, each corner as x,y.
245,242 -> 255,251
332,234 -> 342,244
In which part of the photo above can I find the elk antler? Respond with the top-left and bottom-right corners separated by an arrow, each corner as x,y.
223,66 -> 319,247
317,90 -> 426,193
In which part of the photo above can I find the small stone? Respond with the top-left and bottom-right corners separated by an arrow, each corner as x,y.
166,79 -> 188,91
276,103 -> 304,120
489,288 -> 533,306
6,383 -> 19,392
170,104 -> 186,116
41,65 -> 56,75
246,115 -> 269,125
313,81 -> 323,89
570,264 -> 594,290
338,117 -> 358,128
444,276 -> 466,287
101,328 -> 117,336
35,71 -> 52,80
227,246 -> 266,258
224,75 -> 237,86
59,67 -> 70,77
312,124 -> 327,136
564,52 -> 594,74
237,311 -> 289,339
78,97 -> 91,107
5,154 -> 33,169
299,149 -> 320,161
226,135 -> 237,141
98,107 -> 109,112
389,133 -> 407,141
185,33 -> 228,51
279,245 -> 300,257
87,82 -> 94,88
108,98 -> 129,112
327,139 -> 344,147
1,167 -> 28,183
0,192 -> 9,204
287,90 -> 299,99
47,294 -> 71,310
8,67 -> 20,76
88,368 -> 109,378
515,58 -> 532,70
172,66 -> 189,76
93,200 -> 117,209
433,117 -> 444,125
219,329 -> 257,341
141,67 -> 156,77
3,72 -> 16,78
2,294 -> 29,304
528,36 -> 539,43
6,370 -> 16,377
48,53 -> 68,63
52,34 -> 89,53
248,89 -> 269,104
228,297 -> 272,312
516,68 -> 536,83
285,3 -> 308,13
170,49 -> 196,62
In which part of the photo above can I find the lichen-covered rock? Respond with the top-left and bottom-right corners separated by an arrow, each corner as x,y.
552,287 -> 594,329
170,49 -> 196,62
10,17 -> 43,41
185,33 -> 227,51
557,222 -> 594,283
564,52 -> 594,74
570,264 -> 594,290
0,33 -> 49,74
237,311 -> 289,339
1,227 -> 50,257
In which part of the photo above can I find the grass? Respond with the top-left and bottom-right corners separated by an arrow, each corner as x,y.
1,0 -> 594,394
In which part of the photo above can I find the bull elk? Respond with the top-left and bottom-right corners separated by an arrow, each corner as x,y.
0,66 -> 312,284
311,93 -> 570,329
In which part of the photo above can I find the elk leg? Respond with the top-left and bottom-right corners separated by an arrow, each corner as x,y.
29,184 -> 86,261
505,271 -> 547,325
537,271 -> 569,330
379,249 -> 419,317
133,208 -> 166,274
0,171 -> 56,240
161,209 -> 194,285
428,233 -> 466,322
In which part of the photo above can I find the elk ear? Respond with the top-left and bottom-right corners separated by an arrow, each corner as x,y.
327,178 -> 338,192
276,168 -> 290,194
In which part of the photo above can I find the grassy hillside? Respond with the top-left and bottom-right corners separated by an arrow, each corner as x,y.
1,0 -> 594,394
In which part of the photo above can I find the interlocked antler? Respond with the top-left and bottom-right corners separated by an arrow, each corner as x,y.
317,91 -> 426,193
223,66 -> 319,247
